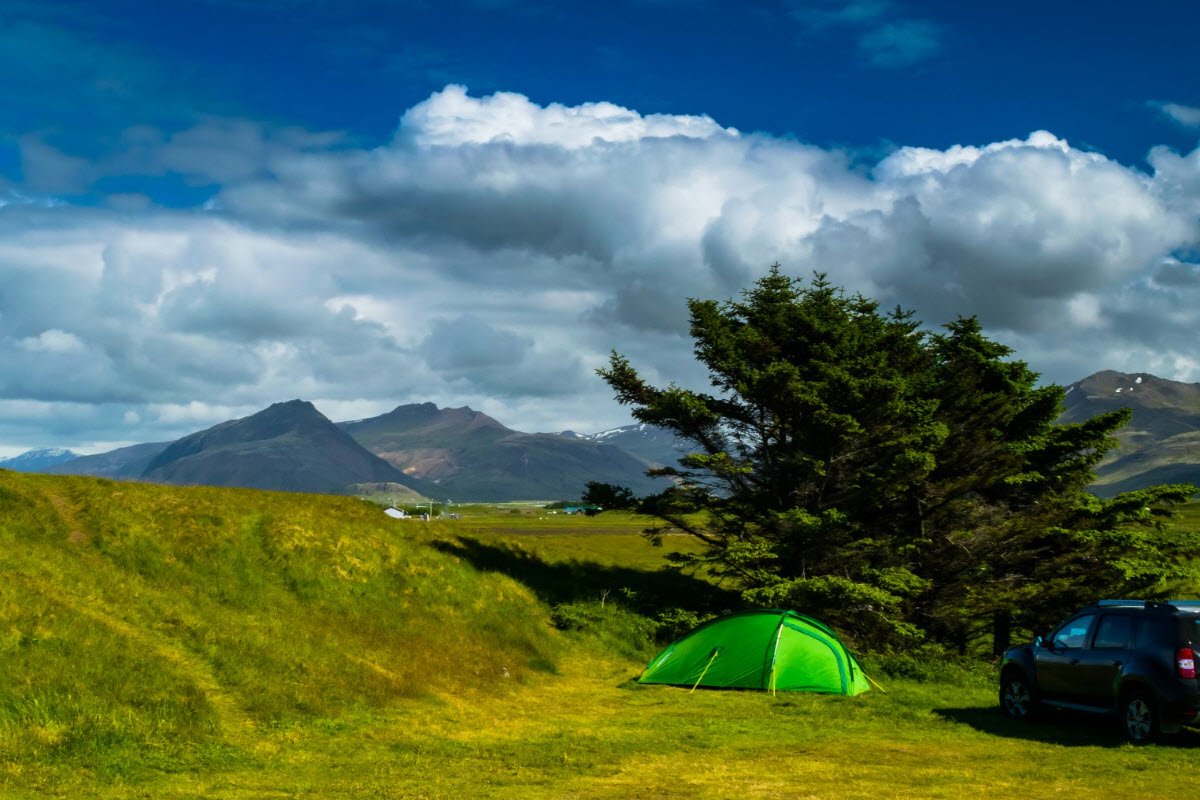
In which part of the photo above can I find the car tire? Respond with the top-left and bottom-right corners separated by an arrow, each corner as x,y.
1000,670 -> 1038,721
1121,688 -> 1159,744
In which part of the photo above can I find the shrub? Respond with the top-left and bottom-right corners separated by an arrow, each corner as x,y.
550,601 -> 658,660
860,643 -> 995,687
651,608 -> 714,643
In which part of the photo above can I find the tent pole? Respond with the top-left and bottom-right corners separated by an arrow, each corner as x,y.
767,614 -> 786,697
690,649 -> 720,693
863,673 -> 888,693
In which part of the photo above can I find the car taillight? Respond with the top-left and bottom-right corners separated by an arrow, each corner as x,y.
1177,647 -> 1196,679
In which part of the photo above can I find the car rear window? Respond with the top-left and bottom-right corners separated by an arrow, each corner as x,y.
1137,617 -> 1180,648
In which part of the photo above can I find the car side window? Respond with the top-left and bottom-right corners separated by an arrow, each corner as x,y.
1052,614 -> 1095,649
1092,614 -> 1133,649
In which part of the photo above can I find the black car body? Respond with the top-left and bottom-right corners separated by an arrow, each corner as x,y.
999,600 -> 1200,742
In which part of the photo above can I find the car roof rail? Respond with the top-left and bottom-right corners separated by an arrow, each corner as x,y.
1097,599 -> 1147,607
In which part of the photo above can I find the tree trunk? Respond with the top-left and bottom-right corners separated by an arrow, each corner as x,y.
992,611 -> 1012,658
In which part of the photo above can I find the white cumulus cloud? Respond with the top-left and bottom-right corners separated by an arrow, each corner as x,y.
1154,102 -> 1200,129
397,84 -> 736,148
2,85 -> 1200,450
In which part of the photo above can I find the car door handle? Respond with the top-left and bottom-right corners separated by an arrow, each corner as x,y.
1069,658 -> 1079,665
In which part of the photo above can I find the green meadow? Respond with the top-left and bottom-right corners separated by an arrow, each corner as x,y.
2,469 -> 1199,799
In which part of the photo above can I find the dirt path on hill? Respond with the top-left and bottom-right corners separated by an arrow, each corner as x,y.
46,491 -> 89,544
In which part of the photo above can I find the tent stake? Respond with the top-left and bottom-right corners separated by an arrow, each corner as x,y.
690,649 -> 720,693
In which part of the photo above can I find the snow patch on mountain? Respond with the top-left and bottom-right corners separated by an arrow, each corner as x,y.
0,448 -> 81,472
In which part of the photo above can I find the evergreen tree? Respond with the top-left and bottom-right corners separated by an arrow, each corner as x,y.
592,268 -> 1198,651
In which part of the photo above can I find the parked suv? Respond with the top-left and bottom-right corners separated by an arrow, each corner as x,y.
999,600 -> 1200,742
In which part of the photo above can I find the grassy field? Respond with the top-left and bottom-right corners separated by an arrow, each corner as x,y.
442,508 -> 708,571
3,472 -> 1200,799
1175,499 -> 1200,531
15,651 -> 1200,800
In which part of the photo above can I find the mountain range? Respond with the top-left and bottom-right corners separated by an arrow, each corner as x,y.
0,448 -> 80,472
43,441 -> 172,480
140,400 -> 425,496
338,403 -> 668,501
28,401 -> 675,502
559,422 -> 691,469
9,370 -> 1200,501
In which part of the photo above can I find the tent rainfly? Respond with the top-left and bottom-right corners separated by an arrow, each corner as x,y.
638,609 -> 869,695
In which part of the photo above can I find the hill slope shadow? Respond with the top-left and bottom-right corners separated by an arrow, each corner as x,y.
431,537 -> 739,618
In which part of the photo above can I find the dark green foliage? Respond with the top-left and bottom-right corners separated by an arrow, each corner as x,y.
597,268 -> 1199,651
862,643 -> 995,688
581,482 -> 636,511
650,607 -> 715,642
550,601 -> 659,660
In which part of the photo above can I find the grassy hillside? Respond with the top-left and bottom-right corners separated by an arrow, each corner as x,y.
0,469 -> 565,790
4,472 -> 1200,798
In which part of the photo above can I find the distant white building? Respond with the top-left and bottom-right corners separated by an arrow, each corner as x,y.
384,507 -> 408,519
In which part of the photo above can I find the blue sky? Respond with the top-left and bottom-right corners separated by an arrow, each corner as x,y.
2,0 -> 1199,455
8,1 -> 1199,179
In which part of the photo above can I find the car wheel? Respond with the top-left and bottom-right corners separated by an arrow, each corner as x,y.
1000,671 -> 1037,720
1121,689 -> 1158,744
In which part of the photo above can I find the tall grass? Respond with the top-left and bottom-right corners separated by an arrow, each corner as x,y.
0,471 -> 559,782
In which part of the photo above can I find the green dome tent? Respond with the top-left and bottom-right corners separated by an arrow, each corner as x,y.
638,609 -> 869,695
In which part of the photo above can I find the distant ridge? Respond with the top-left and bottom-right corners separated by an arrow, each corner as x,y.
0,448 -> 80,473
561,423 -> 694,469
46,441 -> 169,479
17,403 -> 692,502
24,374 -> 1200,501
142,400 -> 429,496
1060,370 -> 1200,496
36,400 -> 666,502
341,403 -> 667,502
